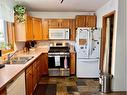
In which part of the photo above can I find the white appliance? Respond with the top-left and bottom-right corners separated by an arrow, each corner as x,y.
75,27 -> 101,78
49,29 -> 69,40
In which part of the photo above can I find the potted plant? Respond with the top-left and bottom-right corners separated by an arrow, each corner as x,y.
14,4 -> 26,23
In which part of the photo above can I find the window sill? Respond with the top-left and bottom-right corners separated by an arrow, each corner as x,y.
2,49 -> 14,54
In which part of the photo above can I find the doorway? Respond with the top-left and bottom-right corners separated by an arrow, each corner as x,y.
100,11 -> 115,74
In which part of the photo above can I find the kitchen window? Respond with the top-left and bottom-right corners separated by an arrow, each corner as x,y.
0,19 -> 7,47
0,19 -> 14,53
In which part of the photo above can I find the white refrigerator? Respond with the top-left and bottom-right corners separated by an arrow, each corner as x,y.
75,27 -> 101,78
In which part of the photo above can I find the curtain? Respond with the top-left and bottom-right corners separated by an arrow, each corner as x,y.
0,0 -> 14,22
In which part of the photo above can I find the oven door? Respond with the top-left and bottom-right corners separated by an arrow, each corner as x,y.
48,56 -> 70,68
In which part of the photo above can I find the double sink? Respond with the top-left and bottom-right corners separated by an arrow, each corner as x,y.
5,56 -> 34,64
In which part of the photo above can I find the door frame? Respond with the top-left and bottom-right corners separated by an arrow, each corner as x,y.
100,10 -> 116,72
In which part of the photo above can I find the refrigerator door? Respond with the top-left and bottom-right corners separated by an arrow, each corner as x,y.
89,40 -> 100,58
76,28 -> 90,58
89,29 -> 101,59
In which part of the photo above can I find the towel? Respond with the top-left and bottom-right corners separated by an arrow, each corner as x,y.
64,57 -> 68,69
55,56 -> 60,66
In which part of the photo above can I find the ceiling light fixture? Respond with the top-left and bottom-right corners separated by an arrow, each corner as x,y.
60,0 -> 64,4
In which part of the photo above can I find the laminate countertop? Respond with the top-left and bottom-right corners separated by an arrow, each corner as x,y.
0,48 -> 45,91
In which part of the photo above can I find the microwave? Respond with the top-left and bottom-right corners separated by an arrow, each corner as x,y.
49,29 -> 69,40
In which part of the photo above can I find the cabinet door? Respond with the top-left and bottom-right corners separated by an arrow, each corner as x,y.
70,53 -> 76,75
48,19 -> 59,28
60,19 -> 70,28
42,53 -> 48,75
26,16 -> 33,40
69,19 -> 76,41
86,16 -> 96,27
26,66 -> 33,95
15,14 -> 33,41
0,89 -> 6,95
7,72 -> 26,95
76,16 -> 86,28
42,19 -> 49,40
33,61 -> 37,90
32,18 -> 42,40
36,60 -> 40,82
14,15 -> 27,41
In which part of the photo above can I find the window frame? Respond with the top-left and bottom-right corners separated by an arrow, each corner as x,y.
0,21 -> 15,54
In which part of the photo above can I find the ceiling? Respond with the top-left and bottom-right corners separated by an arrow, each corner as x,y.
15,0 -> 109,12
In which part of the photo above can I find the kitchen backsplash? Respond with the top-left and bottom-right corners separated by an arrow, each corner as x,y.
14,40 -> 76,53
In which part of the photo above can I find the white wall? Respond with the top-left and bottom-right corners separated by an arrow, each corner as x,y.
96,0 -> 118,28
29,12 -> 95,19
14,42 -> 25,51
0,0 -> 15,22
114,0 -> 126,91
96,0 -> 126,91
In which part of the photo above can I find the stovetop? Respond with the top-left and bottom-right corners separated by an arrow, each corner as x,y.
48,47 -> 70,53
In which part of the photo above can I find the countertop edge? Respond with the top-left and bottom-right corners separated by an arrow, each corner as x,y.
0,51 -> 44,91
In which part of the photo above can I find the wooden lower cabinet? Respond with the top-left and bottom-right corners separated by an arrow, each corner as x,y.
26,65 -> 33,95
33,61 -> 37,90
70,53 -> 76,75
0,89 -> 6,95
41,53 -> 48,75
25,53 -> 48,95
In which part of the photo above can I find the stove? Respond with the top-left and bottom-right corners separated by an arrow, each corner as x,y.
48,42 -> 70,76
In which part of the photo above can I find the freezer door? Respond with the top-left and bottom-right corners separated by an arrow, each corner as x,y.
76,59 -> 99,78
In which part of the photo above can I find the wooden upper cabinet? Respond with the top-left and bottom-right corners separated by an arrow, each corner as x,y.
48,19 -> 70,28
69,19 -> 76,41
15,14 -> 33,41
76,15 -> 86,28
60,19 -> 70,28
48,19 -> 59,28
76,15 -> 96,28
32,17 -> 43,40
42,19 -> 49,40
86,16 -> 96,27
27,16 -> 33,40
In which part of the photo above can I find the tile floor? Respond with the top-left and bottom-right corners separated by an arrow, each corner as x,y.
38,76 -> 126,95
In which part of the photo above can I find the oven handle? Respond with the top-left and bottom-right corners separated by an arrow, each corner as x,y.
48,55 -> 70,57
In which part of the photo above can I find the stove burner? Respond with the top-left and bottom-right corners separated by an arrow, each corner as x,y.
48,46 -> 70,57
48,47 -> 70,53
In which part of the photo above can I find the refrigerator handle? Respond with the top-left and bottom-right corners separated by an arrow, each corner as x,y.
88,31 -> 93,56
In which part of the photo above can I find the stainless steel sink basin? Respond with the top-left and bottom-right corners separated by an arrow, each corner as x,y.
5,56 -> 34,64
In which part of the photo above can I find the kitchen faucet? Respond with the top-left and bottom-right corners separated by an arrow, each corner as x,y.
7,50 -> 19,61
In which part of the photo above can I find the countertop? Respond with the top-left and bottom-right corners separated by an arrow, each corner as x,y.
0,47 -> 76,91
0,48 -> 45,90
